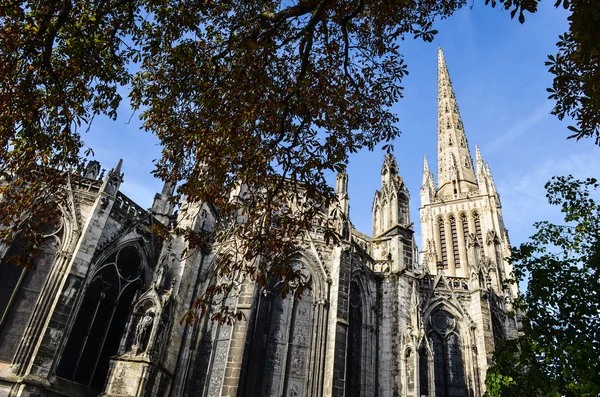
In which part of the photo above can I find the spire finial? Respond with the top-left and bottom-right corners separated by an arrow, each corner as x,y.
475,144 -> 484,173
423,156 -> 431,185
114,158 -> 123,174
436,49 -> 478,197
381,153 -> 398,186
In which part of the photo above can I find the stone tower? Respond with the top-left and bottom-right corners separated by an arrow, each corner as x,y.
418,48 -> 520,396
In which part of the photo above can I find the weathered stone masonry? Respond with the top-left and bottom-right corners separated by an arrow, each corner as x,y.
0,49 -> 519,397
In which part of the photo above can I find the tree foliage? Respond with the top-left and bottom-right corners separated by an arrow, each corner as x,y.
1,0 -> 471,319
546,0 -> 600,144
1,0 -> 597,321
486,175 -> 600,397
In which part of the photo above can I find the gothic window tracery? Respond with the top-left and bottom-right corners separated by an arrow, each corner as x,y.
57,245 -> 145,390
428,310 -> 467,397
254,264 -> 315,397
189,280 -> 236,395
0,219 -> 63,362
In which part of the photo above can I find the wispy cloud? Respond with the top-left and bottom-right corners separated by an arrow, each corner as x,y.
496,149 -> 600,245
486,101 -> 554,155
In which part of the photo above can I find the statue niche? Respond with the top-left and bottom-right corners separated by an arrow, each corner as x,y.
121,283 -> 172,358
133,307 -> 155,354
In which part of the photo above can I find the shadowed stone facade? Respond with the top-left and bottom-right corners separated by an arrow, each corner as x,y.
0,49 -> 519,397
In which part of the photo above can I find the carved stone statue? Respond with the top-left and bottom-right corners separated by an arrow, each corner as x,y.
134,308 -> 155,353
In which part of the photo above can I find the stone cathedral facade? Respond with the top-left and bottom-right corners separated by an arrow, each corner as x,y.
0,49 -> 519,397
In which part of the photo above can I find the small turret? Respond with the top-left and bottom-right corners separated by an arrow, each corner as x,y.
475,145 -> 498,196
336,169 -> 349,216
371,153 -> 416,273
101,159 -> 123,196
420,156 -> 436,205
152,180 -> 176,227
381,153 -> 399,186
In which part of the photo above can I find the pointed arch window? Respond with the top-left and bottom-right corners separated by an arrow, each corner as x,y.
428,310 -> 467,397
449,216 -> 460,268
406,348 -> 415,396
57,245 -> 145,391
0,220 -> 63,362
189,287 -> 237,395
260,290 -> 314,396
438,218 -> 448,269
473,212 -> 483,245
419,345 -> 431,396
461,214 -> 469,242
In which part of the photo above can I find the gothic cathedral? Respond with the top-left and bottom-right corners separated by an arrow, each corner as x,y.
0,49 -> 519,397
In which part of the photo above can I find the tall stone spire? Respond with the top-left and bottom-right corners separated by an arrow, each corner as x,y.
436,48 -> 477,197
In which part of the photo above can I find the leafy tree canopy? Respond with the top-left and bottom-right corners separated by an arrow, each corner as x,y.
486,175 -> 600,397
0,0 -> 597,318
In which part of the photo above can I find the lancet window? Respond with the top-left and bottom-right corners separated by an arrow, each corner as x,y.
188,279 -> 236,395
419,345 -> 431,396
473,212 -> 483,245
260,286 -> 314,396
461,214 -> 469,242
406,348 -> 415,397
449,216 -> 460,268
438,218 -> 448,269
57,245 -> 145,391
0,220 -> 63,362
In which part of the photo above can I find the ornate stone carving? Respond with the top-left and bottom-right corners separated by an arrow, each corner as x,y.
133,308 -> 155,354
486,230 -> 498,246
466,232 -> 478,248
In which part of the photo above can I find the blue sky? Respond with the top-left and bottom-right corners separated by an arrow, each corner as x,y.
83,2 -> 599,255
